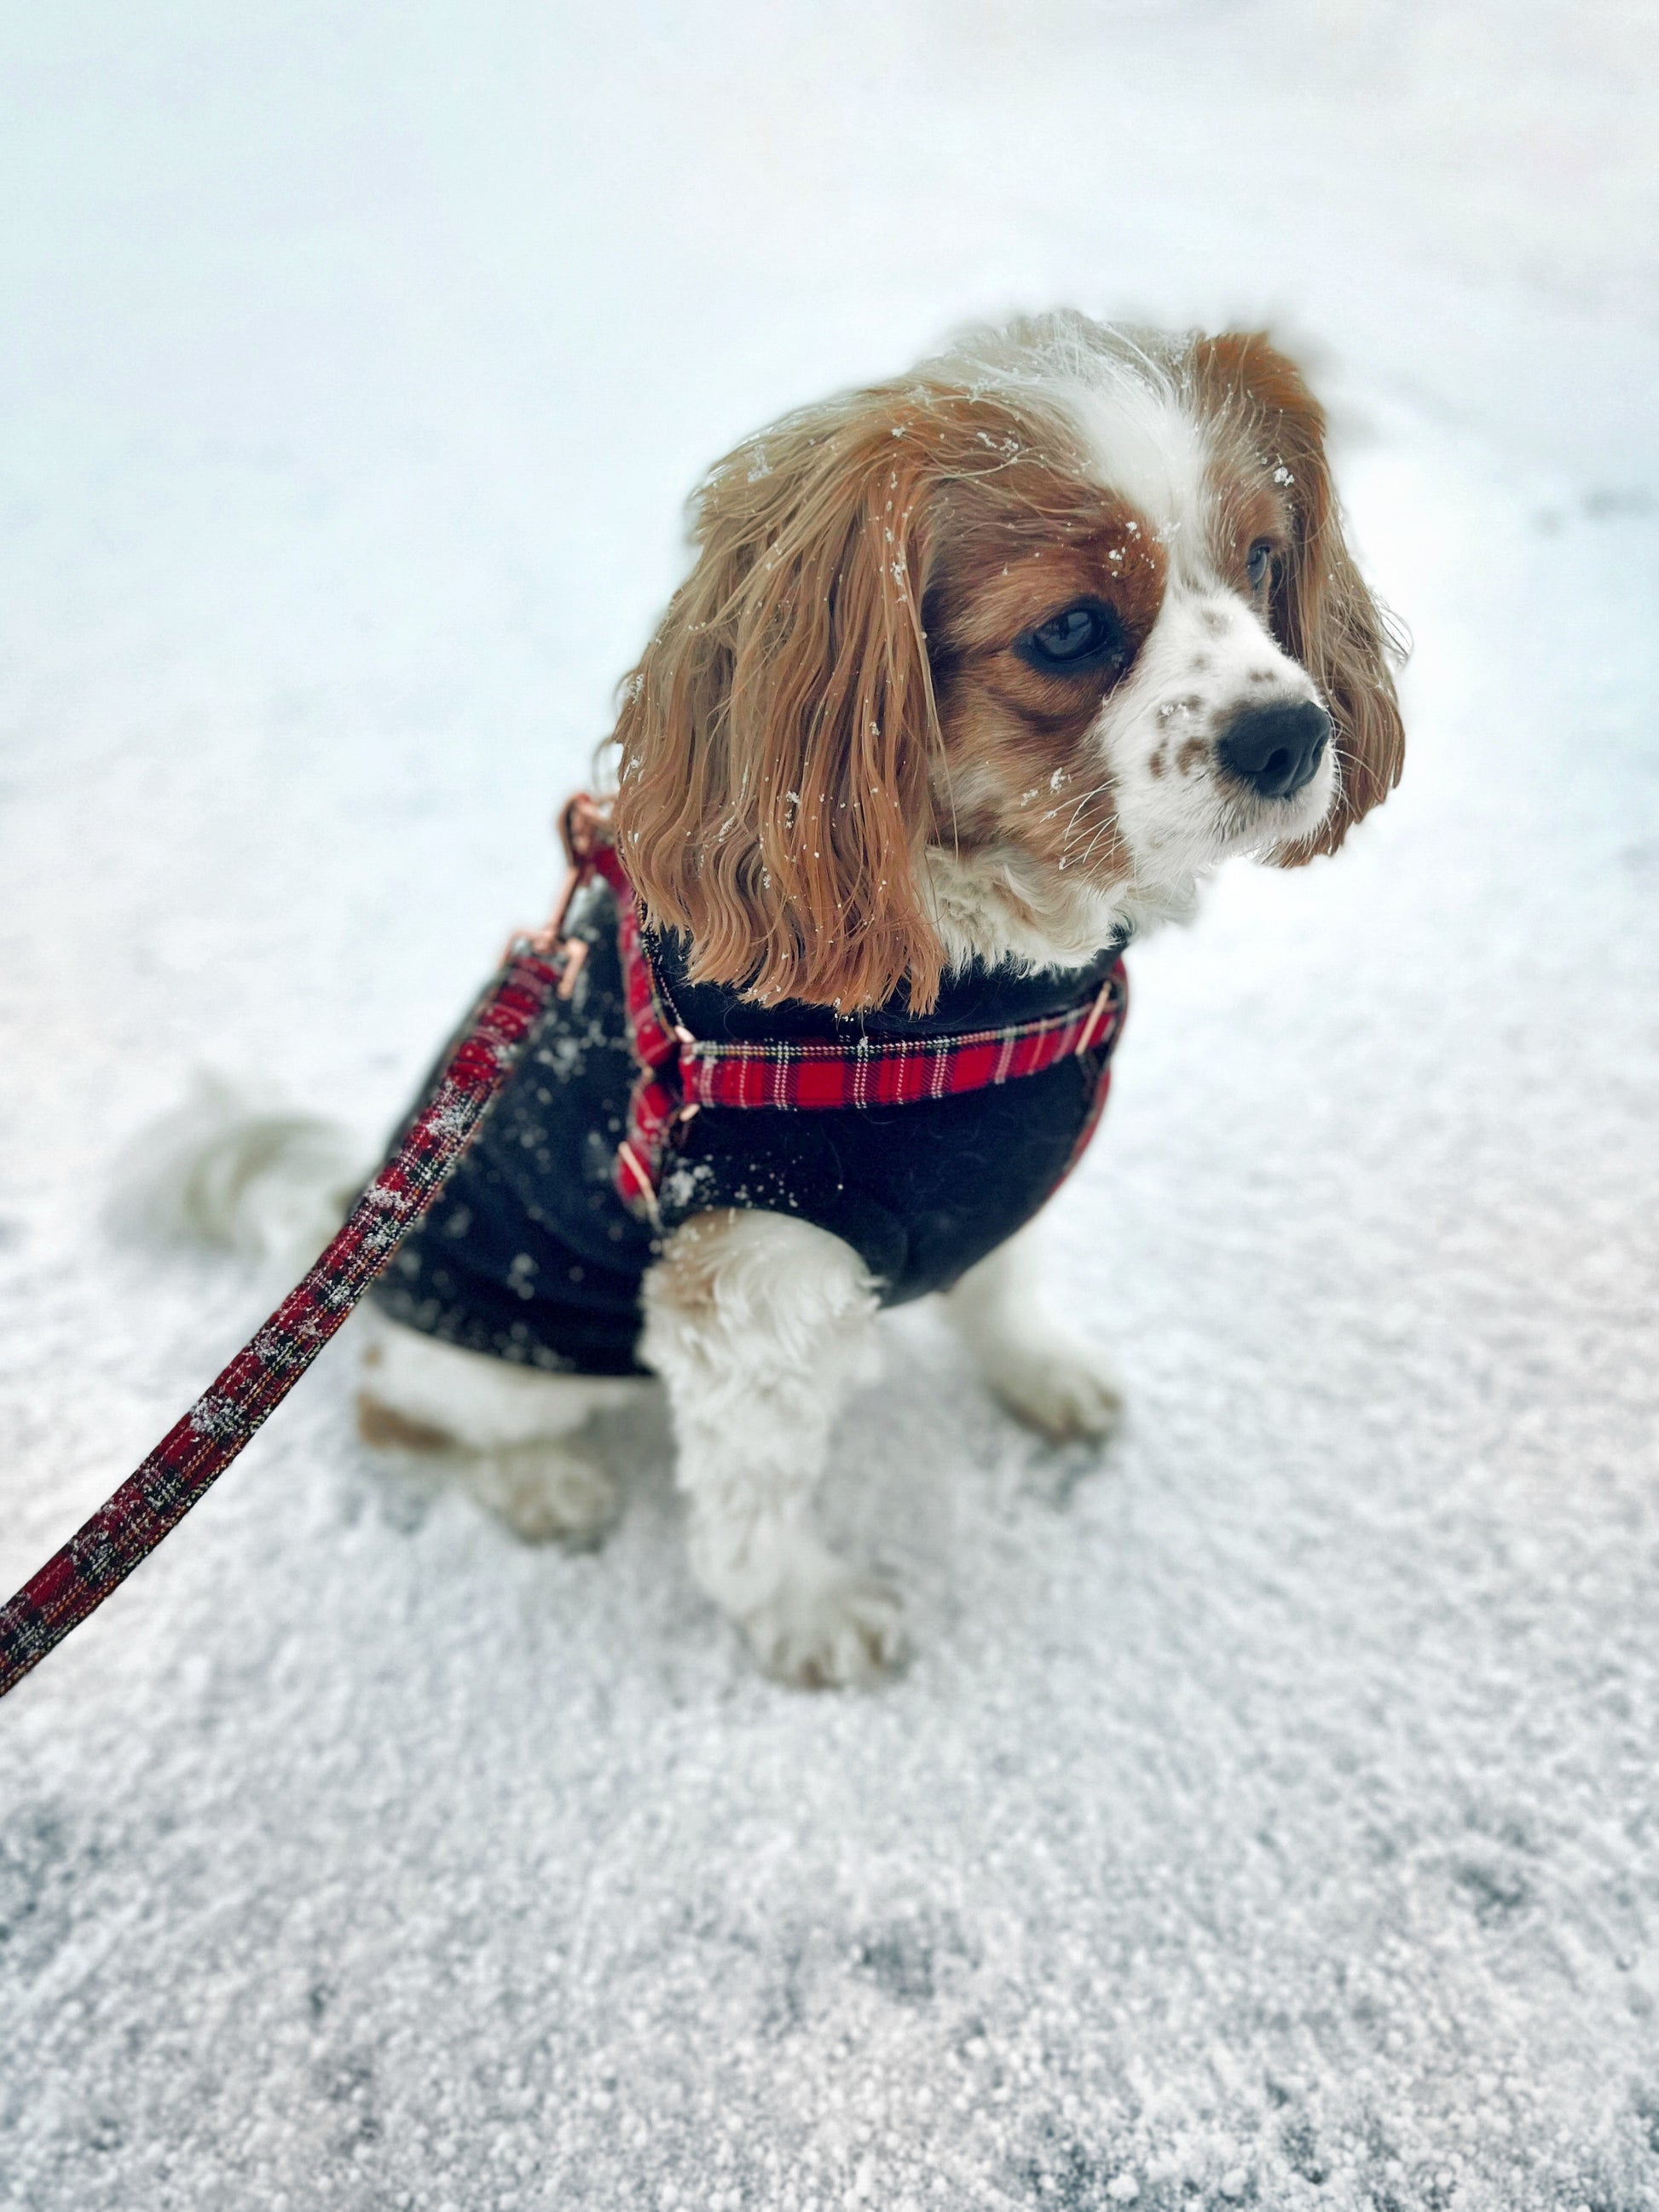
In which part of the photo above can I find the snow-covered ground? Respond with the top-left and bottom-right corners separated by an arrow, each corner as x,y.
3,4 -> 1658,2206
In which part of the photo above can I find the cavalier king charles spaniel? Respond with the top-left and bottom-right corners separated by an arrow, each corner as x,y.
192,312 -> 1403,1686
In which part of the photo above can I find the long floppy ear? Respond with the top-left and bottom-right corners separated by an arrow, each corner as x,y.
1195,332 -> 1406,858
609,388 -> 956,1012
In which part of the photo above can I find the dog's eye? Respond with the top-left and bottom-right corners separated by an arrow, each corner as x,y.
1247,540 -> 1276,592
1020,599 -> 1127,674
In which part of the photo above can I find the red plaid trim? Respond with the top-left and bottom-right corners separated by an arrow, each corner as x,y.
592,843 -> 1127,1214
0,940 -> 566,1699
589,846 -> 682,1214
677,979 -> 1125,1112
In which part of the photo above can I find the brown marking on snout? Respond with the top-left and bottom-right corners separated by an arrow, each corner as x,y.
1147,742 -> 1167,779
1176,736 -> 1210,776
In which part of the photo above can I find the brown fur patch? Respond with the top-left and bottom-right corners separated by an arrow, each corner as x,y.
356,1393 -> 454,1453
923,470 -> 1164,889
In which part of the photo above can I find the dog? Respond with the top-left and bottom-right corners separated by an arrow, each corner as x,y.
174,313 -> 1404,1687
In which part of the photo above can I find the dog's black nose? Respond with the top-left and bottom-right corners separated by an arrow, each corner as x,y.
1216,702 -> 1332,800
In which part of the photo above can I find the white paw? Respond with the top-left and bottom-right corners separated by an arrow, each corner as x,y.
464,1442 -> 621,1547
985,1336 -> 1124,1443
739,1568 -> 907,1689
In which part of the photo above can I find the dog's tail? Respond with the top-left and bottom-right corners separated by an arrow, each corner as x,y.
110,1074 -> 371,1271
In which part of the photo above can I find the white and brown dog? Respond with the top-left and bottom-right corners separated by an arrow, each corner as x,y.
180,313 -> 1403,1686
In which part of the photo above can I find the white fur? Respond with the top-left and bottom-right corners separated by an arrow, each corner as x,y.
1065,366 -> 1211,552
1096,581 -> 1332,895
921,820 -> 1136,977
639,1210 -> 898,1687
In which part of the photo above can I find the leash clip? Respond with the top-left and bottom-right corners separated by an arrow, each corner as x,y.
513,792 -> 615,975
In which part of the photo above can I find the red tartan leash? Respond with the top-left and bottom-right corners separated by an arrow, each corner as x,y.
0,801 -> 610,1701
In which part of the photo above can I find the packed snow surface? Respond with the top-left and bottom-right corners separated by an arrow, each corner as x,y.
3,4 -> 1658,2208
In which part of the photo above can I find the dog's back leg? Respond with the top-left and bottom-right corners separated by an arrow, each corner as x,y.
359,1320 -> 646,1547
941,1219 -> 1124,1443
639,1209 -> 902,1688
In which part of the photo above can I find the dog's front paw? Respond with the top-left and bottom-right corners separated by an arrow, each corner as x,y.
740,1567 -> 907,1689
984,1336 -> 1124,1443
464,1442 -> 621,1548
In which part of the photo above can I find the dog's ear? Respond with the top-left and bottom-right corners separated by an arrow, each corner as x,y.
1195,332 -> 1406,859
610,390 -> 954,1011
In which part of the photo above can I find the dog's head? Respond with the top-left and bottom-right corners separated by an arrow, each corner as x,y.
611,313 -> 1404,1011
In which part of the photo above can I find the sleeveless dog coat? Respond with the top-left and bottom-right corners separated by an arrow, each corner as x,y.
372,869 -> 1128,1377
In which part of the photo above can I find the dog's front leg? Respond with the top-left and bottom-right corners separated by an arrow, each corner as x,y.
942,1220 -> 1124,1442
640,1208 -> 903,1687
